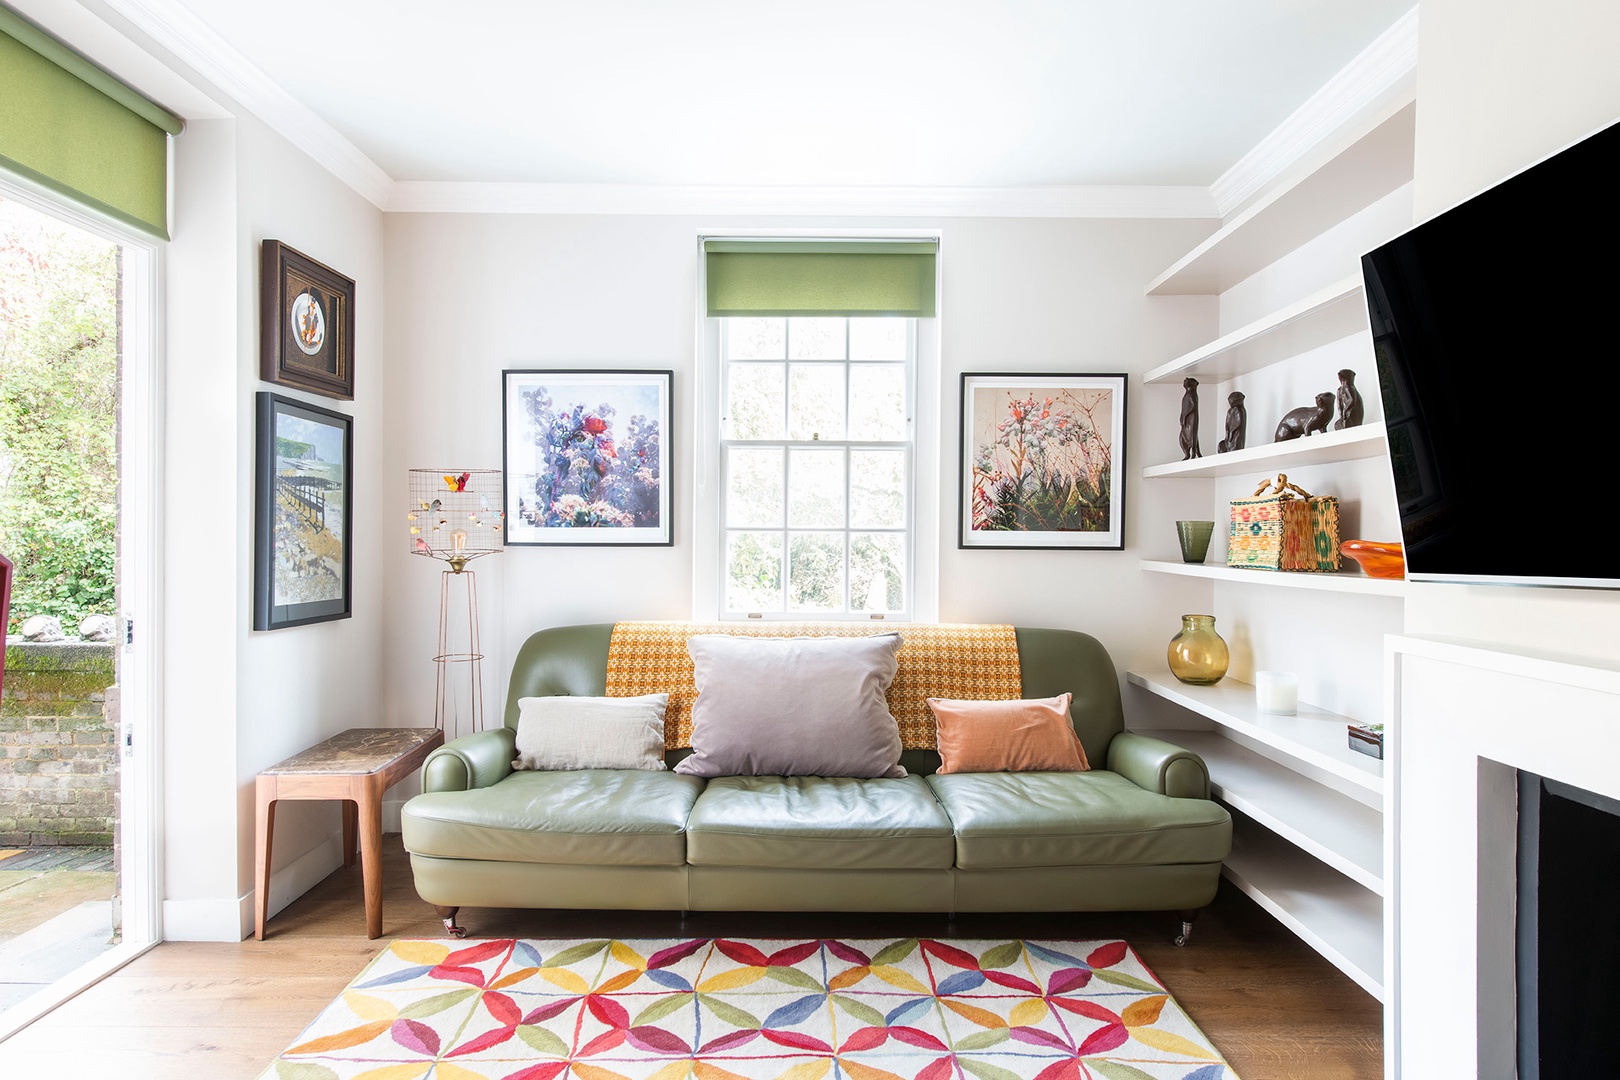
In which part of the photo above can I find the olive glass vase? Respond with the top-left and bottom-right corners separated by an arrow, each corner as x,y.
1168,614 -> 1230,685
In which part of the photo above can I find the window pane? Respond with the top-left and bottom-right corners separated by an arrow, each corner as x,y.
849,318 -> 907,361
726,317 -> 786,360
850,450 -> 905,528
788,532 -> 844,612
787,448 -> 844,528
788,317 -> 846,360
726,531 -> 783,612
848,364 -> 907,441
788,364 -> 845,441
726,363 -> 785,440
726,447 -> 783,527
851,533 -> 905,613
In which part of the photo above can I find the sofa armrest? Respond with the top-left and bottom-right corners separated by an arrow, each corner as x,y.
422,728 -> 517,792
1107,732 -> 1211,800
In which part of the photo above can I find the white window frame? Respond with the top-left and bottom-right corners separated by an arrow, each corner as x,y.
717,317 -> 916,621
0,170 -> 164,1035
692,231 -> 941,624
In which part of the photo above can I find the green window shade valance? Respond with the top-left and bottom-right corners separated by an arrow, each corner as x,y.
0,6 -> 182,240
705,239 -> 938,318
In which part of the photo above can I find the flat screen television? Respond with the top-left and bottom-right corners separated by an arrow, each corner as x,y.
1361,116 -> 1620,589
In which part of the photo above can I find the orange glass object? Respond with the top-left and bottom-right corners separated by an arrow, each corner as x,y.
1340,539 -> 1405,579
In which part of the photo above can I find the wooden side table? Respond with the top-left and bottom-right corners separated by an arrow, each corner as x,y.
254,727 -> 443,940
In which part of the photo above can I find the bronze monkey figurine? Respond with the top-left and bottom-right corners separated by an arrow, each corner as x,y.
1218,391 -> 1246,453
1333,369 -> 1364,430
1179,377 -> 1201,459
1274,392 -> 1336,441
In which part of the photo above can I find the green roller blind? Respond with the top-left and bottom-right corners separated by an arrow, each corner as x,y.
0,6 -> 182,240
705,239 -> 938,318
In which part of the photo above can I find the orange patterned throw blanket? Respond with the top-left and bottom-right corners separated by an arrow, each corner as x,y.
605,622 -> 1022,750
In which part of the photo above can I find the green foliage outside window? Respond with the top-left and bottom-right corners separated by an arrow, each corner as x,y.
0,197 -> 119,634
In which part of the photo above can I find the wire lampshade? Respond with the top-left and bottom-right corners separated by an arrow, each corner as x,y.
407,468 -> 504,571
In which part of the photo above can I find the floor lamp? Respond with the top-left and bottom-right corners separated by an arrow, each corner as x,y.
408,469 -> 502,736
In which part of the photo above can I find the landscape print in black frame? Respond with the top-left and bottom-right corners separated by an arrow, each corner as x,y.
253,392 -> 354,630
501,369 -> 673,546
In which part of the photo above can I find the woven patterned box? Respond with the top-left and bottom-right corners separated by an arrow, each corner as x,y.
1228,474 -> 1341,572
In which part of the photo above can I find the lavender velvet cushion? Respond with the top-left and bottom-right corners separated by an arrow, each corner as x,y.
674,634 -> 906,778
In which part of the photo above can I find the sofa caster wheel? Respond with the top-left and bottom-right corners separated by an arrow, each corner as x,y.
1172,909 -> 1199,947
437,906 -> 465,938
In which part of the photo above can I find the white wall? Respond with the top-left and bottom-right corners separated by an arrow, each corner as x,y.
231,112 -> 389,933
161,117 -> 242,938
158,91 -> 389,943
382,212 -> 1217,723
1404,0 -> 1620,658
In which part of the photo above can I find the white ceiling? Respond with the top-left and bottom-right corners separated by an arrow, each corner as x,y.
154,0 -> 1415,190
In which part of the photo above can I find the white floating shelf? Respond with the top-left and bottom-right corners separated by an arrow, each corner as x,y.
1142,423 -> 1387,479
1140,559 -> 1406,597
1147,728 -> 1383,894
1223,813 -> 1385,1000
1126,670 -> 1383,796
1147,96 -> 1416,296
1144,277 -> 1367,385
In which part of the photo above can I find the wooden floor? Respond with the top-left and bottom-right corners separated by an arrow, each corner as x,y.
0,833 -> 1382,1078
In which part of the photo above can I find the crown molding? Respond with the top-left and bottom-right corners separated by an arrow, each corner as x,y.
384,182 -> 1218,219
1210,5 -> 1418,218
99,0 -> 394,209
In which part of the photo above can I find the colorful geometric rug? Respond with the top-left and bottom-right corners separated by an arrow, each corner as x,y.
258,937 -> 1237,1080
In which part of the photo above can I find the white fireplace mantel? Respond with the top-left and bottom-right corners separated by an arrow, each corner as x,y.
1388,634 -> 1620,1079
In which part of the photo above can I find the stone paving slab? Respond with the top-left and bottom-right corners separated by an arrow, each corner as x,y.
0,870 -> 115,943
0,900 -> 116,1013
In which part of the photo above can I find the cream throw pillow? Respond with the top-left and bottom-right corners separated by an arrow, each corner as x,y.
512,693 -> 668,771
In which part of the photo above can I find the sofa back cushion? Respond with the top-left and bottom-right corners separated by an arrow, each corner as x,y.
675,634 -> 906,778
512,693 -> 669,771
928,693 -> 1090,774
604,621 -> 1021,751
502,622 -> 1126,772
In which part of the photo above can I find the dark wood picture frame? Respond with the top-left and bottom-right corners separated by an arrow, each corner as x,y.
501,369 -> 674,547
253,392 -> 354,630
958,371 -> 1128,550
261,239 -> 356,400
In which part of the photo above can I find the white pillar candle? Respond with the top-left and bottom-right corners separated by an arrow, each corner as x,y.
1255,671 -> 1299,715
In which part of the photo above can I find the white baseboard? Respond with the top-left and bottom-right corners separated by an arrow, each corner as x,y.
163,897 -> 251,942
168,815 -> 412,942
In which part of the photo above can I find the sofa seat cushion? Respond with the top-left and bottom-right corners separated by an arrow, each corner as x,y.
686,775 -> 955,870
927,770 -> 1231,870
402,770 -> 704,866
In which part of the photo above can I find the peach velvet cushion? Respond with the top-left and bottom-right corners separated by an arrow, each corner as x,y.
927,694 -> 1090,774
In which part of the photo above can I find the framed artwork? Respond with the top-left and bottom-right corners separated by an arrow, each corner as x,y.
253,392 -> 354,630
261,240 -> 356,400
502,369 -> 673,546
959,372 -> 1127,549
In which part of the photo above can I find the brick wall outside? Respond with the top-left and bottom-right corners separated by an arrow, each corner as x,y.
0,640 -> 118,846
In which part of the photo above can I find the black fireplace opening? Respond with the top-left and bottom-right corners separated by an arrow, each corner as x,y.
1517,771 -> 1620,1079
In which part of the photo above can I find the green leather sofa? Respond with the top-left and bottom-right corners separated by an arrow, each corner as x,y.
401,624 -> 1231,940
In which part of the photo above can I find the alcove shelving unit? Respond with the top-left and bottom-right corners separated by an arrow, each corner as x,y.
1139,559 -> 1406,597
1127,90 -> 1415,1003
1142,423 -> 1388,480
1128,671 -> 1384,997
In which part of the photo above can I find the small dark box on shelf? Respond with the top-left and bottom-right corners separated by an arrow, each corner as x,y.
1348,722 -> 1384,759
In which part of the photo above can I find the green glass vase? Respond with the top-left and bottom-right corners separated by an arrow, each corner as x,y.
1168,614 -> 1229,685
